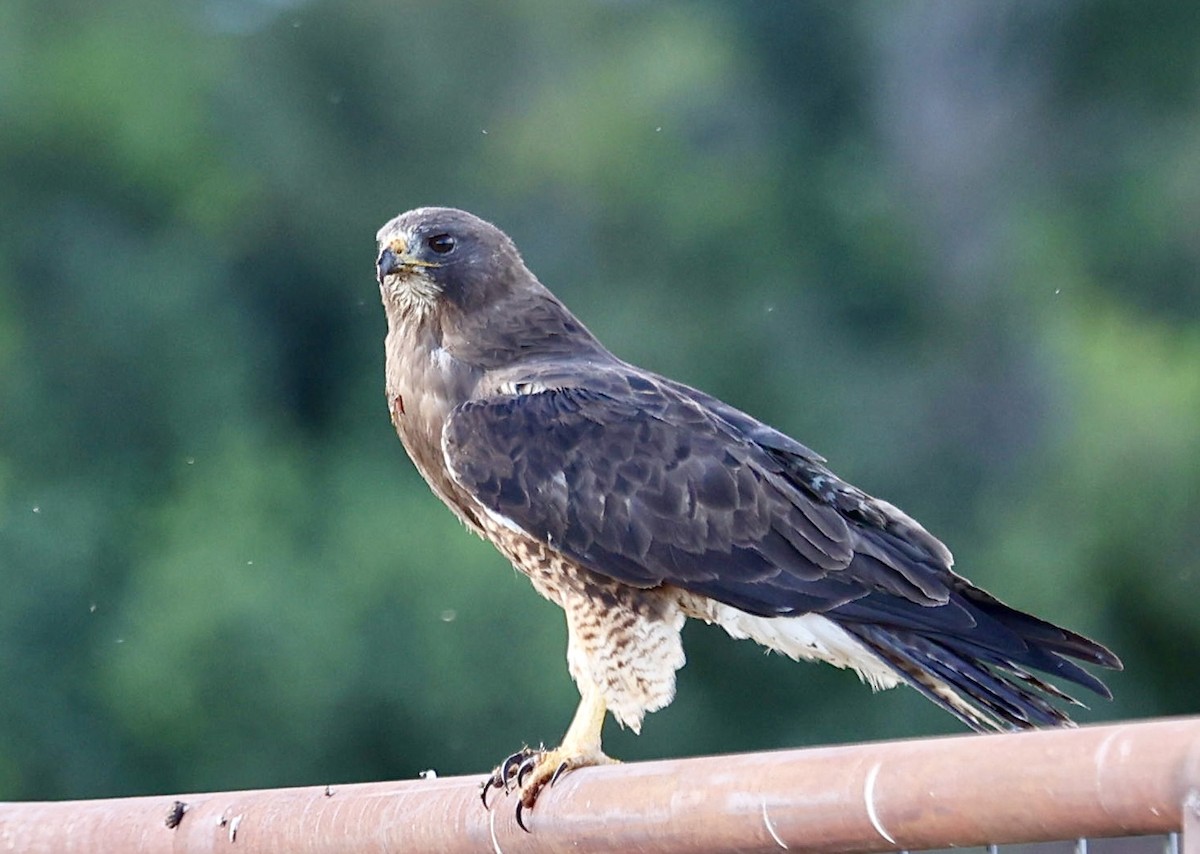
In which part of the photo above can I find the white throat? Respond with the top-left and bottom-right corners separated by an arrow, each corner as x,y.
381,272 -> 441,323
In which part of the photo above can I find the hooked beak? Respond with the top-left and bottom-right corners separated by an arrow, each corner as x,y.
376,238 -> 408,284
376,237 -> 441,284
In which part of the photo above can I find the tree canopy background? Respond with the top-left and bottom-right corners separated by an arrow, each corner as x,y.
1,1 -> 1197,800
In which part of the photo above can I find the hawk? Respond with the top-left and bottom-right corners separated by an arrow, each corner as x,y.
374,207 -> 1120,828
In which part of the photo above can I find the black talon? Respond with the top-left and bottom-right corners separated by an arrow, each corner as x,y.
500,751 -> 527,792
483,749 -> 525,808
548,760 -> 570,788
516,753 -> 539,788
481,745 -> 552,821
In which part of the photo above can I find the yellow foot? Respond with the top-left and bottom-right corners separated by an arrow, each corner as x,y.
481,743 -> 619,831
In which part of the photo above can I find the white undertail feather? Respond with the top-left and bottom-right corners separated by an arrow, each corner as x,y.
689,600 -> 901,691
700,602 -> 1017,729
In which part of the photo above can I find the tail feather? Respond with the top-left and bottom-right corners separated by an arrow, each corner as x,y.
999,662 -> 1087,707
924,627 -> 1114,701
960,586 -> 1123,670
834,590 -> 1120,732
843,623 -> 1069,730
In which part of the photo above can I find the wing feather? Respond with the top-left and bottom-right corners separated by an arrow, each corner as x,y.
441,372 -> 1119,725
442,380 -> 900,609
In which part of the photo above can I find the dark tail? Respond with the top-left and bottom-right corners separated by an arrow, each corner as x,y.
834,586 -> 1122,732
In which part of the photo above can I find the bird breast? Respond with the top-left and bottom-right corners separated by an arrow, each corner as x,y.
384,321 -> 484,529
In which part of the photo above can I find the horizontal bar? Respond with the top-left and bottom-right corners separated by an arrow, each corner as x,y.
1,716 -> 1198,853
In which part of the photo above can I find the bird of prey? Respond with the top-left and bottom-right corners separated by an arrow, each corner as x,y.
374,207 -> 1121,828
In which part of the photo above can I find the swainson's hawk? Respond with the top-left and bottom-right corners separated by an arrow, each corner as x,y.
374,207 -> 1120,828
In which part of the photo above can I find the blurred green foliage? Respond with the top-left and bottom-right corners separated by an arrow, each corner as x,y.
1,0 -> 1197,800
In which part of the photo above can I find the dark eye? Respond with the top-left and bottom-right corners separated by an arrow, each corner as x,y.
426,233 -> 456,255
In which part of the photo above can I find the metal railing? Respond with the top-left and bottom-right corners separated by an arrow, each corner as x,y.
1,716 -> 1197,853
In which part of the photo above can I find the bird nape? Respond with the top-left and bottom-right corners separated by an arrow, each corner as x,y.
373,206 -> 1121,830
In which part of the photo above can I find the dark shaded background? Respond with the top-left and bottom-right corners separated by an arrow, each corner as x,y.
1,0 -> 1197,800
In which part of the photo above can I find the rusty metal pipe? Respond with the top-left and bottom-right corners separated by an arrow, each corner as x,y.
2,717 -> 1198,853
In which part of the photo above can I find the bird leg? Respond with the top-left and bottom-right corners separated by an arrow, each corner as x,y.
481,687 -> 618,830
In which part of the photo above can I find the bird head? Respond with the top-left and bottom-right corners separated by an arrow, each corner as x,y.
375,207 -> 525,323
